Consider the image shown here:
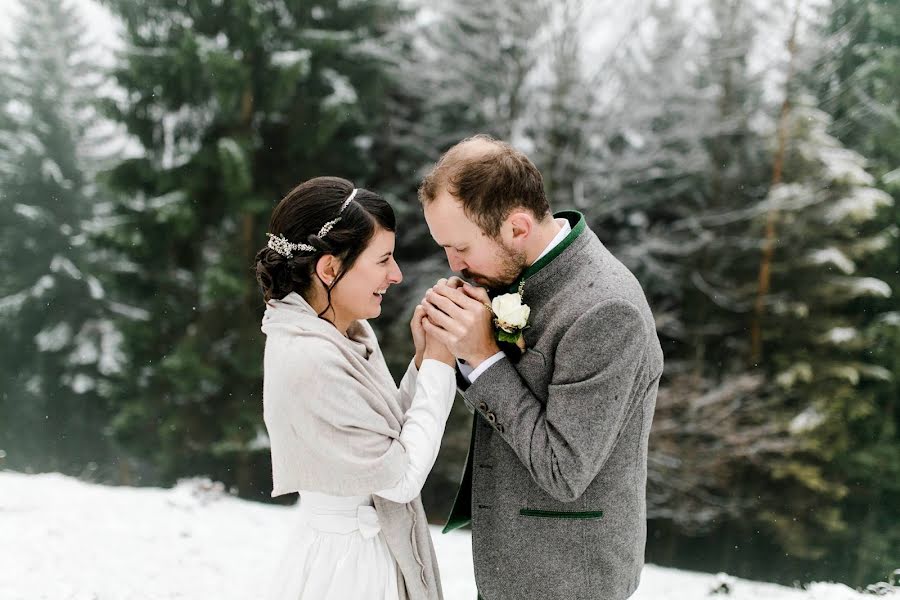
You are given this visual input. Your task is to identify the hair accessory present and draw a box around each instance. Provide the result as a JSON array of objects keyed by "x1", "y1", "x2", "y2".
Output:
[
  {"x1": 266, "y1": 233, "x2": 315, "y2": 259},
  {"x1": 316, "y1": 188, "x2": 357, "y2": 238},
  {"x1": 265, "y1": 188, "x2": 358, "y2": 258}
]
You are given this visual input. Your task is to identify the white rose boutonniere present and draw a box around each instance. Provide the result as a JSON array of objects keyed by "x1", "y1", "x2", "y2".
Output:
[{"x1": 488, "y1": 281, "x2": 530, "y2": 349}]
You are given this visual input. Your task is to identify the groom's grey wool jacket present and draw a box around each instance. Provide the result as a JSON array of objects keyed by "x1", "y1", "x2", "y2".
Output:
[{"x1": 444, "y1": 211, "x2": 664, "y2": 600}]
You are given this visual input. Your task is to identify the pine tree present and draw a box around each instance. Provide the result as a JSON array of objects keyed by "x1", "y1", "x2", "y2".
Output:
[
  {"x1": 745, "y1": 95, "x2": 892, "y2": 561},
  {"x1": 525, "y1": 0, "x2": 594, "y2": 210},
  {"x1": 579, "y1": 0, "x2": 889, "y2": 576},
  {"x1": 666, "y1": 0, "x2": 898, "y2": 576},
  {"x1": 812, "y1": 0, "x2": 900, "y2": 584},
  {"x1": 415, "y1": 0, "x2": 549, "y2": 147},
  {"x1": 0, "y1": 0, "x2": 124, "y2": 477},
  {"x1": 96, "y1": 0, "x2": 414, "y2": 493}
]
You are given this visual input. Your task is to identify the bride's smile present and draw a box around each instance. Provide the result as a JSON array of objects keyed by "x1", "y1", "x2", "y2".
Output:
[{"x1": 311, "y1": 226, "x2": 402, "y2": 329}]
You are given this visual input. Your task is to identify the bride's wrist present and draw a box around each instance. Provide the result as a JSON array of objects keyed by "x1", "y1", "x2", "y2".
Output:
[{"x1": 424, "y1": 349, "x2": 455, "y2": 367}]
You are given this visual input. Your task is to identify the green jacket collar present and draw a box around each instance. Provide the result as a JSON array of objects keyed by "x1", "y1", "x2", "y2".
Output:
[{"x1": 509, "y1": 210, "x2": 586, "y2": 293}]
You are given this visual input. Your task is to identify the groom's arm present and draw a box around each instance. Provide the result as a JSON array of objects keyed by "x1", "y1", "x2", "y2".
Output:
[
  {"x1": 463, "y1": 298, "x2": 648, "y2": 503},
  {"x1": 454, "y1": 353, "x2": 505, "y2": 410}
]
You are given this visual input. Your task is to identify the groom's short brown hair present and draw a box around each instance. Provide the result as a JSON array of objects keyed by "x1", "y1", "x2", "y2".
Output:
[{"x1": 418, "y1": 134, "x2": 551, "y2": 238}]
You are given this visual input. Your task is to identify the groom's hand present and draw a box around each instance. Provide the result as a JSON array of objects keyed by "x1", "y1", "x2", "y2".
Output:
[
  {"x1": 422, "y1": 282, "x2": 498, "y2": 368},
  {"x1": 434, "y1": 276, "x2": 466, "y2": 289}
]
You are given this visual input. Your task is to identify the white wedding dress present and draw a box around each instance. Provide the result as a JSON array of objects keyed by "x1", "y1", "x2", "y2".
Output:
[{"x1": 263, "y1": 359, "x2": 456, "y2": 600}]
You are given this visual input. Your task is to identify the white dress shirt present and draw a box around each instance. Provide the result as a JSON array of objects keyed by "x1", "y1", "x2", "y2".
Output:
[{"x1": 458, "y1": 218, "x2": 572, "y2": 383}]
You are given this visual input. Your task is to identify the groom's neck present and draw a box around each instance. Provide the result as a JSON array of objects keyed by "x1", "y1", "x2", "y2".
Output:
[{"x1": 524, "y1": 216, "x2": 564, "y2": 267}]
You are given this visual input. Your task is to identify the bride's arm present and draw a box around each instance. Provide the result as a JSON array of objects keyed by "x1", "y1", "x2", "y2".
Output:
[
  {"x1": 375, "y1": 358, "x2": 456, "y2": 504},
  {"x1": 397, "y1": 358, "x2": 420, "y2": 412}
]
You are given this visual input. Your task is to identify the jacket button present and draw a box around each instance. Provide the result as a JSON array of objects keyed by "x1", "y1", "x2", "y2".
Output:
[
  {"x1": 486, "y1": 412, "x2": 497, "y2": 424},
  {"x1": 478, "y1": 402, "x2": 488, "y2": 412},
  {"x1": 496, "y1": 423, "x2": 505, "y2": 434}
]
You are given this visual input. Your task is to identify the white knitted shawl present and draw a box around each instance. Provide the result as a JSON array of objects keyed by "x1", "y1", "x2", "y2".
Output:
[{"x1": 260, "y1": 291, "x2": 442, "y2": 600}]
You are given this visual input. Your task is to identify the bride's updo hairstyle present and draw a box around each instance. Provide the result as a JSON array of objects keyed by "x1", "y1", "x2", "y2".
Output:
[{"x1": 255, "y1": 176, "x2": 396, "y2": 314}]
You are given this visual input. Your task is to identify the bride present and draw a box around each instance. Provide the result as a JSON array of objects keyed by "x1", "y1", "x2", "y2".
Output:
[{"x1": 255, "y1": 176, "x2": 456, "y2": 600}]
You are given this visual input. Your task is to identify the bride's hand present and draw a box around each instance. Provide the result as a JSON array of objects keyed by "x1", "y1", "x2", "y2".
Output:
[
  {"x1": 423, "y1": 318, "x2": 456, "y2": 367},
  {"x1": 411, "y1": 305, "x2": 427, "y2": 369}
]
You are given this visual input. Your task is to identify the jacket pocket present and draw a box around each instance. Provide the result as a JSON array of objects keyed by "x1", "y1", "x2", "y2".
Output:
[{"x1": 519, "y1": 508, "x2": 603, "y2": 520}]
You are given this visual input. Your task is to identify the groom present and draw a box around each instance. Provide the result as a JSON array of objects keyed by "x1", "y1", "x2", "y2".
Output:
[{"x1": 418, "y1": 135, "x2": 664, "y2": 600}]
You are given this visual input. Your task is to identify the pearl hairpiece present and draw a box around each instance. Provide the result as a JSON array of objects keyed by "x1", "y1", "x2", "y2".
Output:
[
  {"x1": 266, "y1": 188, "x2": 357, "y2": 258},
  {"x1": 266, "y1": 233, "x2": 315, "y2": 259}
]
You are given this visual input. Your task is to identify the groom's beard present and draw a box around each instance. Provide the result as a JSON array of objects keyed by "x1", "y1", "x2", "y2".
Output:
[{"x1": 461, "y1": 241, "x2": 527, "y2": 293}]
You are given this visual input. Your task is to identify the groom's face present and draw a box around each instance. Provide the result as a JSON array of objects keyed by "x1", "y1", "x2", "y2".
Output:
[{"x1": 423, "y1": 190, "x2": 526, "y2": 291}]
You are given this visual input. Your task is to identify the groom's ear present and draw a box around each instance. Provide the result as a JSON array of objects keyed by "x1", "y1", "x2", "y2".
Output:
[{"x1": 507, "y1": 211, "x2": 534, "y2": 242}]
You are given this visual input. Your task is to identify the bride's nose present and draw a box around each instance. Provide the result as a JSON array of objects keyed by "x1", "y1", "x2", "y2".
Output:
[{"x1": 388, "y1": 259, "x2": 402, "y2": 284}]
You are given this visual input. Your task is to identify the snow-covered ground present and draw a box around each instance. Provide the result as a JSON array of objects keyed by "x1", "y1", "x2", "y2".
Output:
[{"x1": 0, "y1": 471, "x2": 884, "y2": 600}]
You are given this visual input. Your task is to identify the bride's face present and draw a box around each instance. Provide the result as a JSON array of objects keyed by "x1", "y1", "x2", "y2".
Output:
[{"x1": 329, "y1": 227, "x2": 403, "y2": 323}]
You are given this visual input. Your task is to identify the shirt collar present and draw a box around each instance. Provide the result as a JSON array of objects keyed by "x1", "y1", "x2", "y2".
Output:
[
  {"x1": 534, "y1": 218, "x2": 572, "y2": 263},
  {"x1": 509, "y1": 210, "x2": 586, "y2": 292}
]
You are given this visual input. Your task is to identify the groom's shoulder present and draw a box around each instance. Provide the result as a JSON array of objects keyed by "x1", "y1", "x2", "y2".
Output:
[{"x1": 571, "y1": 232, "x2": 651, "y2": 309}]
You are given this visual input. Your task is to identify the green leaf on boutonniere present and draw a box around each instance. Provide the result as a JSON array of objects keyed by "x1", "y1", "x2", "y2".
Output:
[{"x1": 497, "y1": 329, "x2": 521, "y2": 344}]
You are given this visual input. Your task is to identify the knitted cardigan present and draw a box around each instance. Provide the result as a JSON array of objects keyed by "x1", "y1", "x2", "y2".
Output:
[{"x1": 260, "y1": 292, "x2": 442, "y2": 600}]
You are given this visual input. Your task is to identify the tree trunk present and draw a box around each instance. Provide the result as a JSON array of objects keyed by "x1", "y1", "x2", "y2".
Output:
[{"x1": 750, "y1": 6, "x2": 800, "y2": 364}]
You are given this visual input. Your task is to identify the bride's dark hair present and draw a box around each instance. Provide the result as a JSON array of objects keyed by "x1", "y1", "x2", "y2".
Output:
[{"x1": 255, "y1": 176, "x2": 396, "y2": 318}]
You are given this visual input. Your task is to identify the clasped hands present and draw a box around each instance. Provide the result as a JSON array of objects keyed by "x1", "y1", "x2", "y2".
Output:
[{"x1": 411, "y1": 277, "x2": 499, "y2": 370}]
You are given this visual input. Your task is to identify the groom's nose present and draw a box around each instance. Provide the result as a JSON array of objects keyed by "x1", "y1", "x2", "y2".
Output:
[{"x1": 446, "y1": 250, "x2": 466, "y2": 272}]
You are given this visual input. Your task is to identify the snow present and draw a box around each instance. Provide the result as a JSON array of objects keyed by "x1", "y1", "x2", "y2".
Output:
[
  {"x1": 776, "y1": 362, "x2": 813, "y2": 388},
  {"x1": 829, "y1": 365, "x2": 860, "y2": 385},
  {"x1": 823, "y1": 327, "x2": 857, "y2": 344},
  {"x1": 86, "y1": 275, "x2": 104, "y2": 300},
  {"x1": 248, "y1": 427, "x2": 271, "y2": 451},
  {"x1": 40, "y1": 158, "x2": 67, "y2": 186},
  {"x1": 845, "y1": 277, "x2": 893, "y2": 299},
  {"x1": 270, "y1": 49, "x2": 312, "y2": 70},
  {"x1": 0, "y1": 471, "x2": 884, "y2": 600},
  {"x1": 827, "y1": 187, "x2": 893, "y2": 223},
  {"x1": 321, "y1": 67, "x2": 358, "y2": 109},
  {"x1": 790, "y1": 405, "x2": 826, "y2": 434},
  {"x1": 12, "y1": 204, "x2": 46, "y2": 222},
  {"x1": 50, "y1": 256, "x2": 83, "y2": 280},
  {"x1": 32, "y1": 274, "x2": 56, "y2": 297},
  {"x1": 884, "y1": 168, "x2": 900, "y2": 186},
  {"x1": 93, "y1": 320, "x2": 126, "y2": 375},
  {"x1": 809, "y1": 248, "x2": 855, "y2": 274},
  {"x1": 818, "y1": 146, "x2": 874, "y2": 188},
  {"x1": 159, "y1": 108, "x2": 204, "y2": 170},
  {"x1": 68, "y1": 373, "x2": 96, "y2": 394},
  {"x1": 107, "y1": 301, "x2": 151, "y2": 321},
  {"x1": 34, "y1": 322, "x2": 73, "y2": 353}
]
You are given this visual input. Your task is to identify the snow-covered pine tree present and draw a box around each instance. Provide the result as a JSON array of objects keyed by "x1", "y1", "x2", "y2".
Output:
[
  {"x1": 525, "y1": 0, "x2": 595, "y2": 210},
  {"x1": 0, "y1": 0, "x2": 124, "y2": 477},
  {"x1": 743, "y1": 96, "x2": 892, "y2": 559},
  {"x1": 811, "y1": 0, "x2": 900, "y2": 584},
  {"x1": 414, "y1": 0, "x2": 549, "y2": 149},
  {"x1": 96, "y1": 0, "x2": 414, "y2": 492},
  {"x1": 676, "y1": 0, "x2": 896, "y2": 572}
]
